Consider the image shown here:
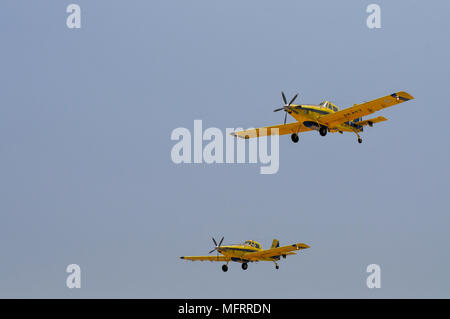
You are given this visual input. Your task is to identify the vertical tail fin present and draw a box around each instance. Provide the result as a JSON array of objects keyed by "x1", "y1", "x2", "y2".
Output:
[{"x1": 271, "y1": 239, "x2": 279, "y2": 249}]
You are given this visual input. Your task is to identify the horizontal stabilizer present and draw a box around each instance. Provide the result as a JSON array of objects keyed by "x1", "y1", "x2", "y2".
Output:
[{"x1": 356, "y1": 116, "x2": 387, "y2": 127}]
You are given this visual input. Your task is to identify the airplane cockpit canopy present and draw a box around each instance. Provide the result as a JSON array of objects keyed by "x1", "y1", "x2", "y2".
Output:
[
  {"x1": 319, "y1": 101, "x2": 338, "y2": 112},
  {"x1": 244, "y1": 240, "x2": 261, "y2": 249}
]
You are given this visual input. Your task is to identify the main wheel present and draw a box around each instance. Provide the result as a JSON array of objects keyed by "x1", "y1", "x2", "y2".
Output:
[
  {"x1": 291, "y1": 133, "x2": 299, "y2": 143},
  {"x1": 222, "y1": 265, "x2": 228, "y2": 272},
  {"x1": 275, "y1": 265, "x2": 279, "y2": 270},
  {"x1": 358, "y1": 137, "x2": 362, "y2": 144},
  {"x1": 319, "y1": 126, "x2": 327, "y2": 136},
  {"x1": 241, "y1": 263, "x2": 248, "y2": 270}
]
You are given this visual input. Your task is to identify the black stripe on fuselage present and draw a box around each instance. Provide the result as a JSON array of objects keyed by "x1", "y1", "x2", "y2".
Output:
[
  {"x1": 296, "y1": 106, "x2": 331, "y2": 115},
  {"x1": 220, "y1": 247, "x2": 257, "y2": 253}
]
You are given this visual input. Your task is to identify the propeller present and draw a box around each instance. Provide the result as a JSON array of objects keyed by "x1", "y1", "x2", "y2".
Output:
[
  {"x1": 209, "y1": 236, "x2": 224, "y2": 255},
  {"x1": 274, "y1": 91, "x2": 300, "y2": 124}
]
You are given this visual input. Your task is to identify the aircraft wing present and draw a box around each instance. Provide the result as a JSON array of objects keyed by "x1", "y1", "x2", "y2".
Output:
[
  {"x1": 242, "y1": 243, "x2": 310, "y2": 261},
  {"x1": 318, "y1": 91, "x2": 414, "y2": 128},
  {"x1": 231, "y1": 122, "x2": 311, "y2": 139},
  {"x1": 179, "y1": 255, "x2": 231, "y2": 262}
]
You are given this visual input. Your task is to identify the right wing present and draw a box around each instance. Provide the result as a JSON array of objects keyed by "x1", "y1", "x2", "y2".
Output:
[
  {"x1": 180, "y1": 256, "x2": 231, "y2": 262},
  {"x1": 242, "y1": 243, "x2": 310, "y2": 261},
  {"x1": 318, "y1": 91, "x2": 413, "y2": 128},
  {"x1": 231, "y1": 122, "x2": 310, "y2": 139}
]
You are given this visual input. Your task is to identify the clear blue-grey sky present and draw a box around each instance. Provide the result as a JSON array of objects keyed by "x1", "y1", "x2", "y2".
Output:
[{"x1": 0, "y1": 0, "x2": 449, "y2": 298}]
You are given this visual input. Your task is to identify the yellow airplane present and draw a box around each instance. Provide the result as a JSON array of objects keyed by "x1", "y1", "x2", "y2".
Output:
[
  {"x1": 231, "y1": 91, "x2": 414, "y2": 143},
  {"x1": 180, "y1": 237, "x2": 310, "y2": 272}
]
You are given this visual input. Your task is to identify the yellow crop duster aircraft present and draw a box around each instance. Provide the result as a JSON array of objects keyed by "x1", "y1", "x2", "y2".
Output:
[
  {"x1": 231, "y1": 91, "x2": 414, "y2": 143},
  {"x1": 180, "y1": 237, "x2": 310, "y2": 272}
]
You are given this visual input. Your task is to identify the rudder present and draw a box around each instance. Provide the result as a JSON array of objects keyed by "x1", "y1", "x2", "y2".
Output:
[{"x1": 271, "y1": 239, "x2": 279, "y2": 248}]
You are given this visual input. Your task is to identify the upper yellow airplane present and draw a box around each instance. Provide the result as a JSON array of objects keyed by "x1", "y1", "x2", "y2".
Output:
[
  {"x1": 231, "y1": 91, "x2": 414, "y2": 143},
  {"x1": 180, "y1": 237, "x2": 310, "y2": 272}
]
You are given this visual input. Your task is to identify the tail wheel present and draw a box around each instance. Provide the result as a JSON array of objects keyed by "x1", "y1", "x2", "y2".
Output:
[
  {"x1": 222, "y1": 265, "x2": 228, "y2": 272},
  {"x1": 291, "y1": 133, "x2": 299, "y2": 143},
  {"x1": 241, "y1": 263, "x2": 248, "y2": 270},
  {"x1": 319, "y1": 126, "x2": 328, "y2": 136}
]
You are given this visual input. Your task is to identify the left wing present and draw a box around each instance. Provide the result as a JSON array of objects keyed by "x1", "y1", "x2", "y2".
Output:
[
  {"x1": 242, "y1": 243, "x2": 310, "y2": 261},
  {"x1": 180, "y1": 256, "x2": 231, "y2": 262},
  {"x1": 318, "y1": 91, "x2": 414, "y2": 128},
  {"x1": 231, "y1": 122, "x2": 311, "y2": 139}
]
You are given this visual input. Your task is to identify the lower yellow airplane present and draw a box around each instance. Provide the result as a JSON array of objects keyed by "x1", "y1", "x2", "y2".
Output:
[
  {"x1": 231, "y1": 91, "x2": 414, "y2": 143},
  {"x1": 180, "y1": 237, "x2": 310, "y2": 271}
]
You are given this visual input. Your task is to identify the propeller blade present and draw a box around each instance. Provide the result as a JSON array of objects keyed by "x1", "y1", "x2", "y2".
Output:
[
  {"x1": 212, "y1": 237, "x2": 217, "y2": 247},
  {"x1": 273, "y1": 108, "x2": 284, "y2": 112},
  {"x1": 218, "y1": 237, "x2": 224, "y2": 247},
  {"x1": 281, "y1": 91, "x2": 287, "y2": 105},
  {"x1": 284, "y1": 112, "x2": 287, "y2": 125},
  {"x1": 208, "y1": 248, "x2": 216, "y2": 254},
  {"x1": 288, "y1": 93, "x2": 298, "y2": 106}
]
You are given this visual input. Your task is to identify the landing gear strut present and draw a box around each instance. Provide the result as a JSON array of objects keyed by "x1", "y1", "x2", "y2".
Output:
[
  {"x1": 319, "y1": 126, "x2": 328, "y2": 136},
  {"x1": 291, "y1": 133, "x2": 299, "y2": 143},
  {"x1": 222, "y1": 264, "x2": 228, "y2": 272},
  {"x1": 274, "y1": 261, "x2": 279, "y2": 270},
  {"x1": 353, "y1": 130, "x2": 363, "y2": 144},
  {"x1": 241, "y1": 263, "x2": 248, "y2": 270}
]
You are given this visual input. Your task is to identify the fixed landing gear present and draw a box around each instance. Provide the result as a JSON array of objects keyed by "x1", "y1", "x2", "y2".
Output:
[
  {"x1": 353, "y1": 131, "x2": 363, "y2": 144},
  {"x1": 319, "y1": 126, "x2": 328, "y2": 136},
  {"x1": 222, "y1": 264, "x2": 228, "y2": 272},
  {"x1": 274, "y1": 262, "x2": 279, "y2": 270},
  {"x1": 291, "y1": 133, "x2": 299, "y2": 143},
  {"x1": 241, "y1": 263, "x2": 248, "y2": 270}
]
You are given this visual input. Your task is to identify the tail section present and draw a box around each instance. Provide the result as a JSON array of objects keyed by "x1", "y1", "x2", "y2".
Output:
[{"x1": 271, "y1": 239, "x2": 280, "y2": 249}]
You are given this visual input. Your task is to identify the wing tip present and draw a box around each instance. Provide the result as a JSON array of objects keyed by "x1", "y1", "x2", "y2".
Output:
[
  {"x1": 392, "y1": 91, "x2": 414, "y2": 101},
  {"x1": 229, "y1": 132, "x2": 248, "y2": 139}
]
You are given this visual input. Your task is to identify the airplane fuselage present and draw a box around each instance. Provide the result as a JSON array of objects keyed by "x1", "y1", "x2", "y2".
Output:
[
  {"x1": 289, "y1": 103, "x2": 363, "y2": 134},
  {"x1": 217, "y1": 241, "x2": 280, "y2": 262}
]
